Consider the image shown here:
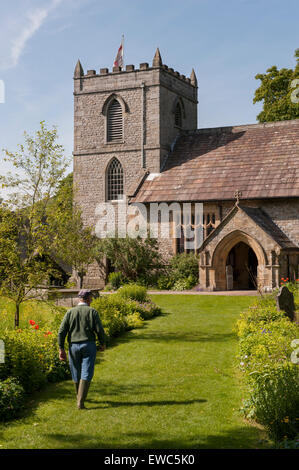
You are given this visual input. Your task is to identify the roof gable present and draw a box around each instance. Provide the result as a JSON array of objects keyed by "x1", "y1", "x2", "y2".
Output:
[{"x1": 199, "y1": 204, "x2": 298, "y2": 251}]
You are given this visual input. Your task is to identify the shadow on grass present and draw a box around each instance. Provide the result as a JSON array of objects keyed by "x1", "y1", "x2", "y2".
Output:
[
  {"x1": 108, "y1": 328, "x2": 236, "y2": 347},
  {"x1": 43, "y1": 424, "x2": 271, "y2": 449},
  {"x1": 85, "y1": 398, "x2": 207, "y2": 410},
  {"x1": 13, "y1": 378, "x2": 206, "y2": 422}
]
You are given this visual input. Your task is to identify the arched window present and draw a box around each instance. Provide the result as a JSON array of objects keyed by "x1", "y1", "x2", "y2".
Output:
[
  {"x1": 107, "y1": 99, "x2": 123, "y2": 142},
  {"x1": 107, "y1": 158, "x2": 124, "y2": 201},
  {"x1": 174, "y1": 102, "x2": 182, "y2": 127}
]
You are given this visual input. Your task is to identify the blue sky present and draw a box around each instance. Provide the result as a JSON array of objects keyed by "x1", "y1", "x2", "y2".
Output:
[{"x1": 0, "y1": 0, "x2": 298, "y2": 176}]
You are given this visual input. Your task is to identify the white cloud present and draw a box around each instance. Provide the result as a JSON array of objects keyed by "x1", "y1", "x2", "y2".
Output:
[{"x1": 0, "y1": 0, "x2": 63, "y2": 70}]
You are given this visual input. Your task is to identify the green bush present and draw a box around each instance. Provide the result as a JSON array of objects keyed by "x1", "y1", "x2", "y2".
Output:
[
  {"x1": 155, "y1": 253, "x2": 199, "y2": 290},
  {"x1": 170, "y1": 253, "x2": 199, "y2": 282},
  {"x1": 0, "y1": 377, "x2": 26, "y2": 421},
  {"x1": 91, "y1": 294, "x2": 143, "y2": 338},
  {"x1": 117, "y1": 284, "x2": 148, "y2": 303},
  {"x1": 156, "y1": 275, "x2": 174, "y2": 290},
  {"x1": 0, "y1": 317, "x2": 70, "y2": 393},
  {"x1": 108, "y1": 271, "x2": 127, "y2": 290},
  {"x1": 172, "y1": 275, "x2": 197, "y2": 291},
  {"x1": 249, "y1": 363, "x2": 299, "y2": 441},
  {"x1": 91, "y1": 291, "x2": 162, "y2": 339},
  {"x1": 236, "y1": 290, "x2": 299, "y2": 443}
]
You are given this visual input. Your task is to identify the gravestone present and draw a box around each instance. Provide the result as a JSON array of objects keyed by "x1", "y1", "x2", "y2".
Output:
[
  {"x1": 276, "y1": 285, "x2": 295, "y2": 321},
  {"x1": 226, "y1": 265, "x2": 234, "y2": 290}
]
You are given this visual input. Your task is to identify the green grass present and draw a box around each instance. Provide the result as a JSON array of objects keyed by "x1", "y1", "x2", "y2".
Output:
[{"x1": 0, "y1": 294, "x2": 271, "y2": 449}]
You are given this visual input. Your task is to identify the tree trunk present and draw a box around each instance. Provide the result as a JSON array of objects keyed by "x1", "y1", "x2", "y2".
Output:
[
  {"x1": 78, "y1": 272, "x2": 84, "y2": 289},
  {"x1": 14, "y1": 303, "x2": 20, "y2": 328}
]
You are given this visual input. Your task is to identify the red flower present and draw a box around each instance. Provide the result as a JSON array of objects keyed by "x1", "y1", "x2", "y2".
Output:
[
  {"x1": 29, "y1": 320, "x2": 35, "y2": 326},
  {"x1": 34, "y1": 325, "x2": 39, "y2": 330}
]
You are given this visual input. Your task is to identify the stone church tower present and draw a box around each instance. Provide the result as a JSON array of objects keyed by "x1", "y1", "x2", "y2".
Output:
[{"x1": 73, "y1": 49, "x2": 198, "y2": 287}]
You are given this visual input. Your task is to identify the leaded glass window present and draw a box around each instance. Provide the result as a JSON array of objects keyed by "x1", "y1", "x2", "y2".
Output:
[{"x1": 107, "y1": 158, "x2": 124, "y2": 201}]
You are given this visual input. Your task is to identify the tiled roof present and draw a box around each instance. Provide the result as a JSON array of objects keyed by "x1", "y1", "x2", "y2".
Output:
[{"x1": 131, "y1": 119, "x2": 299, "y2": 203}]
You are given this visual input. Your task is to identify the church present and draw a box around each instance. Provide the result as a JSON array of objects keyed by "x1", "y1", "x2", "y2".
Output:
[{"x1": 73, "y1": 49, "x2": 299, "y2": 292}]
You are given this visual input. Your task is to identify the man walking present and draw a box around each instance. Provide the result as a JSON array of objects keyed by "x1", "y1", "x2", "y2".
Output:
[{"x1": 58, "y1": 289, "x2": 106, "y2": 409}]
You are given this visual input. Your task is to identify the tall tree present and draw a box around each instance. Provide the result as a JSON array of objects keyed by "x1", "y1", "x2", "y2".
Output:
[
  {"x1": 0, "y1": 121, "x2": 70, "y2": 326},
  {"x1": 253, "y1": 49, "x2": 299, "y2": 122}
]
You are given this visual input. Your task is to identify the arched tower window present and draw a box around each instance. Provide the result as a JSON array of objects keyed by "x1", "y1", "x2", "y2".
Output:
[
  {"x1": 107, "y1": 158, "x2": 124, "y2": 201},
  {"x1": 107, "y1": 99, "x2": 123, "y2": 142},
  {"x1": 174, "y1": 102, "x2": 182, "y2": 127}
]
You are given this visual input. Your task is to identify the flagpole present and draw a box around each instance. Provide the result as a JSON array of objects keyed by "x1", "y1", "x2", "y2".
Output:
[{"x1": 122, "y1": 34, "x2": 124, "y2": 70}]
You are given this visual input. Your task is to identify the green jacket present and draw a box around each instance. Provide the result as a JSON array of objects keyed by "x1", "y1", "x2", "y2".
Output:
[{"x1": 58, "y1": 304, "x2": 106, "y2": 349}]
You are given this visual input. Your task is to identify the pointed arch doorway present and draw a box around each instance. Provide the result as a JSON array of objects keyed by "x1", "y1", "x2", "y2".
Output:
[
  {"x1": 226, "y1": 241, "x2": 258, "y2": 290},
  {"x1": 210, "y1": 230, "x2": 266, "y2": 291}
]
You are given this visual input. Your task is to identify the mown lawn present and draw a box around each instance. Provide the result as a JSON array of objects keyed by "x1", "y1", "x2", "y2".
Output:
[{"x1": 0, "y1": 294, "x2": 271, "y2": 449}]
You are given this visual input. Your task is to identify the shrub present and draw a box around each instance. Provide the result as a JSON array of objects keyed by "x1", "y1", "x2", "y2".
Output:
[
  {"x1": 156, "y1": 275, "x2": 174, "y2": 290},
  {"x1": 117, "y1": 284, "x2": 148, "y2": 303},
  {"x1": 172, "y1": 275, "x2": 197, "y2": 291},
  {"x1": 0, "y1": 377, "x2": 25, "y2": 421},
  {"x1": 155, "y1": 253, "x2": 199, "y2": 290},
  {"x1": 91, "y1": 291, "x2": 162, "y2": 338},
  {"x1": 108, "y1": 271, "x2": 127, "y2": 290},
  {"x1": 236, "y1": 290, "x2": 299, "y2": 443},
  {"x1": 0, "y1": 317, "x2": 70, "y2": 393},
  {"x1": 170, "y1": 253, "x2": 199, "y2": 282},
  {"x1": 249, "y1": 363, "x2": 299, "y2": 441}
]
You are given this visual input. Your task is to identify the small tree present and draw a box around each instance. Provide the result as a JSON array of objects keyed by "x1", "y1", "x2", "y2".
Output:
[{"x1": 0, "y1": 121, "x2": 70, "y2": 327}]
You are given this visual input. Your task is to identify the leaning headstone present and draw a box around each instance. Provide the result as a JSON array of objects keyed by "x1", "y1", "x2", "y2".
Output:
[{"x1": 276, "y1": 285, "x2": 295, "y2": 321}]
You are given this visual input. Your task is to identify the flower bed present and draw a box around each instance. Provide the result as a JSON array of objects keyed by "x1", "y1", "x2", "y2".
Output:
[{"x1": 236, "y1": 283, "x2": 299, "y2": 444}]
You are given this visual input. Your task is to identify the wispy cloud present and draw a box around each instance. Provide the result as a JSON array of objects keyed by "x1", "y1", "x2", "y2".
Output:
[{"x1": 0, "y1": 0, "x2": 63, "y2": 70}]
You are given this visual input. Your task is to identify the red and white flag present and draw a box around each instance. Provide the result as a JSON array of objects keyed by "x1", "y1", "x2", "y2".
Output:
[{"x1": 113, "y1": 36, "x2": 124, "y2": 69}]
